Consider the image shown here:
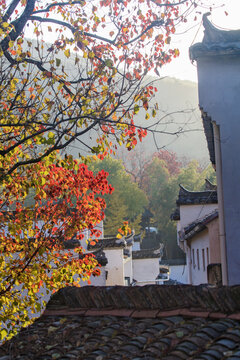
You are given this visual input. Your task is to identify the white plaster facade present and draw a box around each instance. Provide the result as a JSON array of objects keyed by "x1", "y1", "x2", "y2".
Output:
[
  {"x1": 189, "y1": 230, "x2": 209, "y2": 285},
  {"x1": 180, "y1": 204, "x2": 217, "y2": 228},
  {"x1": 133, "y1": 258, "x2": 159, "y2": 286},
  {"x1": 168, "y1": 264, "x2": 188, "y2": 284},
  {"x1": 104, "y1": 248, "x2": 125, "y2": 286},
  {"x1": 124, "y1": 256, "x2": 133, "y2": 285}
]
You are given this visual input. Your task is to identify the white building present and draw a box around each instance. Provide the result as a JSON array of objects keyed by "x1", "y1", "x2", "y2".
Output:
[
  {"x1": 86, "y1": 233, "x2": 163, "y2": 286},
  {"x1": 172, "y1": 181, "x2": 221, "y2": 285}
]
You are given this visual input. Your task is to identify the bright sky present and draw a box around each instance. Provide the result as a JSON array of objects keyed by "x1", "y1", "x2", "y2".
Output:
[
  {"x1": 161, "y1": 0, "x2": 240, "y2": 82},
  {"x1": 23, "y1": 0, "x2": 239, "y2": 82}
]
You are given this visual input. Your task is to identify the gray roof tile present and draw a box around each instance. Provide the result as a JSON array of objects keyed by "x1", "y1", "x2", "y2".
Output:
[{"x1": 3, "y1": 286, "x2": 240, "y2": 359}]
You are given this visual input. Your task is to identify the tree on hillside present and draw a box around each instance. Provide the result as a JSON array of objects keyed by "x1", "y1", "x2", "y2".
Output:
[
  {"x1": 177, "y1": 160, "x2": 216, "y2": 191},
  {"x1": 0, "y1": 0, "x2": 210, "y2": 178},
  {"x1": 140, "y1": 154, "x2": 216, "y2": 258},
  {"x1": 89, "y1": 156, "x2": 148, "y2": 235},
  {"x1": 154, "y1": 149, "x2": 182, "y2": 176},
  {"x1": 142, "y1": 156, "x2": 180, "y2": 257}
]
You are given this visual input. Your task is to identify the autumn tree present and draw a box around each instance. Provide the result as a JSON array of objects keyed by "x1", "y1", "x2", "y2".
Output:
[
  {"x1": 0, "y1": 0, "x2": 214, "y2": 342},
  {"x1": 0, "y1": 152, "x2": 115, "y2": 341},
  {"x1": 0, "y1": 0, "x2": 210, "y2": 178}
]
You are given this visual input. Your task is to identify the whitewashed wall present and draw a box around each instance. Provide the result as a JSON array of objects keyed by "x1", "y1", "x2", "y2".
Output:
[
  {"x1": 190, "y1": 230, "x2": 209, "y2": 285},
  {"x1": 168, "y1": 265, "x2": 188, "y2": 284},
  {"x1": 124, "y1": 256, "x2": 133, "y2": 285},
  {"x1": 180, "y1": 204, "x2": 218, "y2": 228},
  {"x1": 133, "y1": 258, "x2": 159, "y2": 285},
  {"x1": 104, "y1": 248, "x2": 124, "y2": 285}
]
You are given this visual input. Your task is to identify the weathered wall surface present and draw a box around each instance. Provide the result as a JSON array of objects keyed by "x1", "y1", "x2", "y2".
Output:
[
  {"x1": 133, "y1": 258, "x2": 159, "y2": 285},
  {"x1": 104, "y1": 248, "x2": 124, "y2": 286},
  {"x1": 190, "y1": 230, "x2": 209, "y2": 285},
  {"x1": 197, "y1": 54, "x2": 240, "y2": 285}
]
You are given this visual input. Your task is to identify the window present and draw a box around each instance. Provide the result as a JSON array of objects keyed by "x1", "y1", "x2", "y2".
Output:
[
  {"x1": 197, "y1": 249, "x2": 200, "y2": 270},
  {"x1": 192, "y1": 249, "x2": 195, "y2": 268},
  {"x1": 206, "y1": 247, "x2": 209, "y2": 265},
  {"x1": 202, "y1": 249, "x2": 205, "y2": 271},
  {"x1": 124, "y1": 277, "x2": 130, "y2": 286}
]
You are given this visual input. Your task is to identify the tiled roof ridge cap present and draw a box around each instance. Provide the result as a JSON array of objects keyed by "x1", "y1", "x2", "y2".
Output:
[
  {"x1": 138, "y1": 244, "x2": 163, "y2": 252},
  {"x1": 179, "y1": 184, "x2": 216, "y2": 196},
  {"x1": 181, "y1": 209, "x2": 218, "y2": 241},
  {"x1": 205, "y1": 178, "x2": 217, "y2": 191},
  {"x1": 47, "y1": 285, "x2": 240, "y2": 315},
  {"x1": 179, "y1": 184, "x2": 215, "y2": 194},
  {"x1": 202, "y1": 13, "x2": 240, "y2": 44},
  {"x1": 189, "y1": 14, "x2": 240, "y2": 60}
]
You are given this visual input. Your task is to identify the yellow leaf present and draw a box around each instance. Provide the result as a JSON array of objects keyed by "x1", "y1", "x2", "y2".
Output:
[
  {"x1": 88, "y1": 51, "x2": 95, "y2": 59},
  {"x1": 134, "y1": 105, "x2": 140, "y2": 114},
  {"x1": 64, "y1": 49, "x2": 70, "y2": 58},
  {"x1": 0, "y1": 329, "x2": 7, "y2": 340},
  {"x1": 2, "y1": 22, "x2": 9, "y2": 28}
]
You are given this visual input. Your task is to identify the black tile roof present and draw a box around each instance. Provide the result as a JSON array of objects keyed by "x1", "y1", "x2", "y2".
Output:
[
  {"x1": 180, "y1": 210, "x2": 219, "y2": 241},
  {"x1": 132, "y1": 245, "x2": 163, "y2": 260},
  {"x1": 3, "y1": 285, "x2": 240, "y2": 359},
  {"x1": 46, "y1": 285, "x2": 240, "y2": 313},
  {"x1": 87, "y1": 237, "x2": 126, "y2": 251},
  {"x1": 87, "y1": 233, "x2": 134, "y2": 251},
  {"x1": 190, "y1": 13, "x2": 240, "y2": 61},
  {"x1": 176, "y1": 184, "x2": 217, "y2": 206}
]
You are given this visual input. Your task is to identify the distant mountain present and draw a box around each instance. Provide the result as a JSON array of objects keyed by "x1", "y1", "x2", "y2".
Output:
[
  {"x1": 132, "y1": 76, "x2": 209, "y2": 161},
  {"x1": 66, "y1": 75, "x2": 209, "y2": 163},
  {"x1": 23, "y1": 40, "x2": 209, "y2": 162}
]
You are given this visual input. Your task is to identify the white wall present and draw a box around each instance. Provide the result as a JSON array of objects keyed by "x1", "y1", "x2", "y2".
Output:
[
  {"x1": 169, "y1": 265, "x2": 188, "y2": 284},
  {"x1": 124, "y1": 256, "x2": 133, "y2": 285},
  {"x1": 133, "y1": 258, "x2": 159, "y2": 285},
  {"x1": 104, "y1": 248, "x2": 124, "y2": 285},
  {"x1": 190, "y1": 230, "x2": 209, "y2": 285},
  {"x1": 196, "y1": 53, "x2": 240, "y2": 285},
  {"x1": 80, "y1": 269, "x2": 106, "y2": 286},
  {"x1": 180, "y1": 204, "x2": 217, "y2": 228}
]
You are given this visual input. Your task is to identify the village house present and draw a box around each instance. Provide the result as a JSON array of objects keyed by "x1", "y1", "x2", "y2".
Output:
[
  {"x1": 85, "y1": 232, "x2": 163, "y2": 286},
  {"x1": 189, "y1": 13, "x2": 240, "y2": 285},
  {"x1": 171, "y1": 180, "x2": 220, "y2": 285}
]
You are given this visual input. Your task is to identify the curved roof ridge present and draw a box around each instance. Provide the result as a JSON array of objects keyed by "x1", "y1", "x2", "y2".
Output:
[
  {"x1": 179, "y1": 184, "x2": 215, "y2": 195},
  {"x1": 203, "y1": 13, "x2": 240, "y2": 44}
]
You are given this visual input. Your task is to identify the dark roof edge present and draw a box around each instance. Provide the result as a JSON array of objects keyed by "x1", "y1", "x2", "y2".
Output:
[
  {"x1": 190, "y1": 13, "x2": 240, "y2": 61},
  {"x1": 181, "y1": 210, "x2": 218, "y2": 241},
  {"x1": 47, "y1": 285, "x2": 240, "y2": 314}
]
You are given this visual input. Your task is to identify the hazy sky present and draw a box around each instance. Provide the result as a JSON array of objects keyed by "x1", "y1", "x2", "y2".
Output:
[{"x1": 161, "y1": 0, "x2": 240, "y2": 82}]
